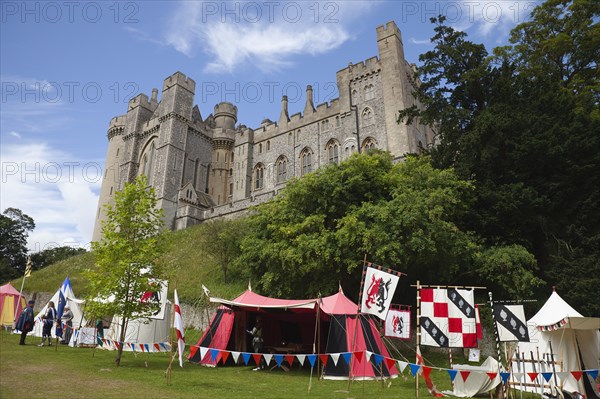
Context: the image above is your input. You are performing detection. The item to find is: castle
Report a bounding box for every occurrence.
[92,21,434,241]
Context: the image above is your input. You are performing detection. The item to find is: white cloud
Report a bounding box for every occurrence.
[164,1,374,73]
[0,142,100,252]
[9,131,21,138]
[410,38,431,45]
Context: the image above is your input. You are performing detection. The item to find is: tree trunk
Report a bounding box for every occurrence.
[115,316,128,367]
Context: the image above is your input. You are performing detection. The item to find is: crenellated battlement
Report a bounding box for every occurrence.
[109,114,127,128]
[162,71,196,93]
[376,20,402,42]
[214,102,237,119]
[128,93,155,111]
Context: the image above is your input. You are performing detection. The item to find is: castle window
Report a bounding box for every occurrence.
[259,143,263,153]
[296,129,301,141]
[362,107,373,126]
[365,84,375,101]
[230,168,233,176]
[229,183,233,197]
[110,186,113,196]
[361,137,377,153]
[336,116,340,127]
[300,147,313,176]
[288,133,292,144]
[139,139,156,185]
[352,89,358,99]
[326,140,340,165]
[231,152,234,163]
[266,140,270,152]
[217,152,220,162]
[116,148,119,157]
[276,156,288,183]
[254,163,264,190]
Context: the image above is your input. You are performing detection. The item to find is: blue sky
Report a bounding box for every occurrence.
[0,1,539,252]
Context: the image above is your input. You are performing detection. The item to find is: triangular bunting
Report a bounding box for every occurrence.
[365,351,373,362]
[398,361,408,373]
[220,350,230,364]
[330,353,340,367]
[422,366,433,379]
[486,372,498,380]
[571,371,583,381]
[556,372,569,383]
[154,343,160,351]
[296,354,306,366]
[114,341,120,349]
[409,364,421,376]
[159,342,168,351]
[586,369,599,381]
[373,354,383,366]
[263,354,273,367]
[231,351,240,364]
[513,372,524,382]
[353,351,363,362]
[144,344,150,352]
[341,353,352,365]
[460,371,471,382]
[541,372,553,383]
[527,372,539,382]
[252,353,262,366]
[447,369,458,382]
[210,348,219,362]
[275,354,284,367]
[307,354,317,367]
[200,347,209,361]
[500,372,511,384]
[285,355,295,367]
[189,345,199,358]
[384,357,396,370]
[242,352,251,365]
[319,354,329,366]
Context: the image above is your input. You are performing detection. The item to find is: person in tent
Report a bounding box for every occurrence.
[16,300,35,345]
[39,301,57,347]
[247,319,264,371]
[60,306,73,344]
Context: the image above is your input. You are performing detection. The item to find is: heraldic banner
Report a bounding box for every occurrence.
[385,308,411,339]
[360,266,400,320]
[420,288,477,348]
[493,304,530,342]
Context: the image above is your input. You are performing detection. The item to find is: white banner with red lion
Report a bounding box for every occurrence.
[360,266,400,320]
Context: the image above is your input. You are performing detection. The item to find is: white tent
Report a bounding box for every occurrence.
[513,290,599,397]
[98,280,171,353]
[31,277,86,339]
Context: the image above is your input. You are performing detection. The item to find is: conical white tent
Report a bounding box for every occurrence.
[513,290,599,396]
[31,277,86,339]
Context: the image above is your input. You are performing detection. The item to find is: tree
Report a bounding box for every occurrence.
[0,208,35,281]
[85,175,166,366]
[399,1,599,313]
[233,152,541,303]
[203,219,249,283]
[30,246,87,271]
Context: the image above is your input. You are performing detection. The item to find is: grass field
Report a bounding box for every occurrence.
[0,328,510,399]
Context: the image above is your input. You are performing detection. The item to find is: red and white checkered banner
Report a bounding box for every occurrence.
[420,288,478,348]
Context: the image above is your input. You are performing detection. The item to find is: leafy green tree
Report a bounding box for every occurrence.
[399,1,599,313]
[85,175,166,366]
[30,246,87,271]
[203,219,249,283]
[0,208,35,281]
[234,152,541,303]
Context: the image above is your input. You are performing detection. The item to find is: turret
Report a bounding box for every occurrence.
[278,95,290,127]
[303,85,315,115]
[213,102,237,131]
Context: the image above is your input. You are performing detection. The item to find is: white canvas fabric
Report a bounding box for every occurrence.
[360,267,399,320]
[31,278,86,338]
[444,356,501,397]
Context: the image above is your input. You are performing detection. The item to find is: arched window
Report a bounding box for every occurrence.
[266,140,270,152]
[276,156,288,183]
[362,107,373,126]
[254,163,264,190]
[361,137,377,152]
[326,140,340,165]
[365,84,375,101]
[335,116,340,127]
[259,143,263,153]
[300,147,313,176]
[139,139,156,185]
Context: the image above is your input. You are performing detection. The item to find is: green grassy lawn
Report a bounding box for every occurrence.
[0,329,477,399]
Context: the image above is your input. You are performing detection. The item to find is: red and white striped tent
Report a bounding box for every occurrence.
[189,287,398,380]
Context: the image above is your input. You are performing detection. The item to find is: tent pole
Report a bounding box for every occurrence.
[167,288,176,385]
[347,255,368,391]
[489,292,506,399]
[13,262,28,324]
[308,299,319,395]
[317,295,321,379]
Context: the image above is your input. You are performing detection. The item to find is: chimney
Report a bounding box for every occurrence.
[304,85,315,115]
[151,88,158,103]
[279,95,289,126]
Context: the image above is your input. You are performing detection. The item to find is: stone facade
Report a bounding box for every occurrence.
[92,21,434,241]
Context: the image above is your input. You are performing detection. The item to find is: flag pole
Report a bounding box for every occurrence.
[13,256,31,324]
[489,292,506,399]
[346,254,368,391]
[416,280,421,398]
[167,286,176,386]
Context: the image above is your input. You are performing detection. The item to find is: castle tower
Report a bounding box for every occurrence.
[376,21,414,157]
[232,126,254,202]
[209,102,237,205]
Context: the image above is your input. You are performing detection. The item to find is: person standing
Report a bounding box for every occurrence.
[247,319,264,371]
[39,301,57,347]
[16,300,35,345]
[60,305,73,344]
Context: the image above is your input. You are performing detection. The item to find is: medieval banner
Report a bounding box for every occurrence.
[493,304,530,342]
[420,288,478,348]
[360,266,400,320]
[140,279,168,320]
[385,308,411,339]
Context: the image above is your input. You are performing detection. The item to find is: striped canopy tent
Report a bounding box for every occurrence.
[0,283,25,326]
[189,287,398,380]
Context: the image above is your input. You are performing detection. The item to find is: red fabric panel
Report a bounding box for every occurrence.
[448,317,463,333]
[200,310,235,365]
[433,302,448,317]
[462,333,477,348]
[421,289,434,302]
